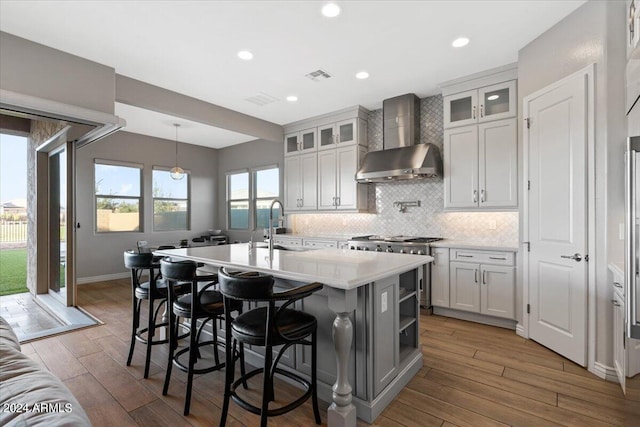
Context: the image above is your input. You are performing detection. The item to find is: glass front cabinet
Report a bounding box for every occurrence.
[444,80,516,129]
[284,128,317,156]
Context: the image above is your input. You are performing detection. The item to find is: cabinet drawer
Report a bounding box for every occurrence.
[303,239,337,249]
[273,237,303,247]
[611,270,625,299]
[451,249,514,266]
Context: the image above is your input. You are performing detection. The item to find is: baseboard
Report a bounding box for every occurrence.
[515,323,527,338]
[76,272,129,285]
[432,306,517,330]
[592,361,618,382]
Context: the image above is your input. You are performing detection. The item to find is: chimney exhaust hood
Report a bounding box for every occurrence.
[356,93,442,183]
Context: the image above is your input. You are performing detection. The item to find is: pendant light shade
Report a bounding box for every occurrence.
[171,123,185,180]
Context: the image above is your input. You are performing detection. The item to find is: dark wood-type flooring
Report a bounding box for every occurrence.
[19,279,640,426]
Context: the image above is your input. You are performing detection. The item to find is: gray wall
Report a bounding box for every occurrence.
[517,0,626,367]
[215,138,284,243]
[75,131,218,279]
[0,32,115,114]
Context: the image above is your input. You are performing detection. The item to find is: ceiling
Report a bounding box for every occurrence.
[0,0,586,148]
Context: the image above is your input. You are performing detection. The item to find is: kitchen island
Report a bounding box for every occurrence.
[154,244,433,426]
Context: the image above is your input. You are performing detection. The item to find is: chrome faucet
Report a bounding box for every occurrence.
[268,199,284,256]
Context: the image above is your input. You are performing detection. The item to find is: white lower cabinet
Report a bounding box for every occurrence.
[435,247,515,321]
[613,291,626,392]
[431,248,450,307]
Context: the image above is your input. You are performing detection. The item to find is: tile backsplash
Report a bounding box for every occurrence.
[289,94,519,242]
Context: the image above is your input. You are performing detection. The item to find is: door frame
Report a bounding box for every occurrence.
[36,125,76,306]
[521,63,596,370]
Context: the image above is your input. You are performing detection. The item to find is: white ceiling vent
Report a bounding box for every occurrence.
[244,92,279,106]
[305,69,332,81]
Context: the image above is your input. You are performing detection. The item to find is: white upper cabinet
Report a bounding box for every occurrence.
[284,127,317,156]
[284,106,369,213]
[444,80,516,129]
[444,119,517,209]
[318,119,358,151]
[284,152,317,211]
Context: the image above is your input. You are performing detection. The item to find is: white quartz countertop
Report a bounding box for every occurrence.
[155,244,432,290]
[274,233,355,241]
[431,240,519,252]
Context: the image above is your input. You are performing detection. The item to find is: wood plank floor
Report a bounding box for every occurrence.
[21,279,640,426]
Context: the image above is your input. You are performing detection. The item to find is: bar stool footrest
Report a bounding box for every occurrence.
[230,367,312,417]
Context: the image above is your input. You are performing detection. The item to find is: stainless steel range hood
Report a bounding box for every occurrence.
[356,93,442,183]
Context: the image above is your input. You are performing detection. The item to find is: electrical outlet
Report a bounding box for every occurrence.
[381,291,387,313]
[488,219,497,230]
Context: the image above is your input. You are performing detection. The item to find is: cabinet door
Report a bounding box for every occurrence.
[284,132,300,156]
[479,118,517,208]
[431,248,450,307]
[444,125,479,208]
[299,152,317,210]
[284,155,301,211]
[613,292,626,393]
[336,146,359,210]
[478,80,516,123]
[336,119,357,146]
[372,275,399,397]
[449,262,480,312]
[318,123,336,151]
[480,265,514,319]
[318,149,337,210]
[299,128,317,152]
[444,89,478,128]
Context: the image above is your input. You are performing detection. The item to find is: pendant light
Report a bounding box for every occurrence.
[170,123,185,180]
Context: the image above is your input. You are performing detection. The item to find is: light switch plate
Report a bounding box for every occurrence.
[381,291,387,313]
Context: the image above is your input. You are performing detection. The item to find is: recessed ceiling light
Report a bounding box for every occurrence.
[355,71,369,80]
[237,50,253,60]
[322,3,341,18]
[452,37,470,48]
[286,95,298,102]
[487,95,500,101]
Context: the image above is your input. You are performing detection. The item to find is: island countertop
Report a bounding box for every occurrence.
[155,244,433,290]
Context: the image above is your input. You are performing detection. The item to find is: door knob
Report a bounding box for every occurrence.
[560,253,582,262]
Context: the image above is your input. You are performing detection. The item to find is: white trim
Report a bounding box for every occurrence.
[76,272,129,285]
[432,307,517,330]
[521,64,595,367]
[515,323,527,338]
[592,361,619,383]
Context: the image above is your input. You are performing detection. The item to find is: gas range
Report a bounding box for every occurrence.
[347,235,443,254]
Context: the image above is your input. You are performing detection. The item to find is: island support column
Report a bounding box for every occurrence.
[327,287,357,427]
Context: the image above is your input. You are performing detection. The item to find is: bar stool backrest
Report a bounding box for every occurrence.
[217,268,274,301]
[124,250,154,269]
[159,258,197,282]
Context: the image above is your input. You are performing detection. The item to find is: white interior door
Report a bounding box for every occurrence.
[526,71,588,366]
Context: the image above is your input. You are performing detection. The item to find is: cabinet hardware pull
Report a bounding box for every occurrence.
[336,196,340,206]
[612,299,620,306]
[459,254,473,258]
[472,106,476,119]
[474,269,478,283]
[473,189,478,203]
[480,104,484,118]
[483,270,487,284]
[614,282,623,288]
[480,189,485,203]
[332,197,336,206]
[489,256,506,260]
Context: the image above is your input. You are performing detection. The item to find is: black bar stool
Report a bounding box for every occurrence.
[160,258,245,416]
[124,250,187,378]
[217,267,323,427]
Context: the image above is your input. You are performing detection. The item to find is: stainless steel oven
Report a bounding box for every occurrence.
[347,235,442,308]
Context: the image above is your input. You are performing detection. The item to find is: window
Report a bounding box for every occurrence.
[95,160,142,232]
[227,166,279,230]
[153,168,189,231]
[227,171,249,229]
[255,167,280,229]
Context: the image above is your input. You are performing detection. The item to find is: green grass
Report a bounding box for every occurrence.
[0,248,28,296]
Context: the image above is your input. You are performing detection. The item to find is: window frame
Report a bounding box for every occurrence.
[94,159,143,234]
[152,165,191,232]
[253,165,280,231]
[226,165,279,231]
